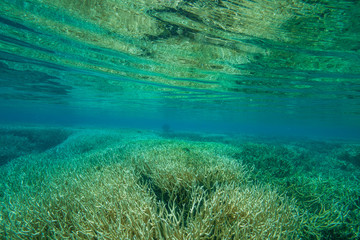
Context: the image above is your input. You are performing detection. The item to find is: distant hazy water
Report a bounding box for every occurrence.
[0,0,360,138]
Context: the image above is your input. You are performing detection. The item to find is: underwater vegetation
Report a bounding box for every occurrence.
[0,126,360,239]
[0,126,72,166]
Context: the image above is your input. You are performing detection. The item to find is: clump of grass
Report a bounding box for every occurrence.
[283,174,360,240]
[186,183,299,239]
[125,140,251,225]
[234,142,310,181]
[0,130,301,239]
[1,163,162,239]
[127,140,249,195]
[0,126,72,166]
[336,144,360,168]
[232,140,360,239]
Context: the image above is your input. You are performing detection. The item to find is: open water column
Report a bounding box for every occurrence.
[1,0,360,239]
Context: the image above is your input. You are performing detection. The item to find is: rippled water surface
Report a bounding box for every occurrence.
[1,0,360,137]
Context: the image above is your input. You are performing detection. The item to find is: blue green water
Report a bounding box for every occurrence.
[1,1,360,239]
[1,0,359,138]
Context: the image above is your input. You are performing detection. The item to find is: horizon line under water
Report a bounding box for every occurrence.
[1,0,360,139]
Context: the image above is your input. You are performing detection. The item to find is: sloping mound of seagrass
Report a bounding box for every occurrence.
[0,130,300,239]
[0,126,71,166]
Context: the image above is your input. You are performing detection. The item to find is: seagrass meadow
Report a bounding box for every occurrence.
[0,126,359,239]
[1,0,360,239]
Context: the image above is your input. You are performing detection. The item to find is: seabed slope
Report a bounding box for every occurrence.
[0,126,359,239]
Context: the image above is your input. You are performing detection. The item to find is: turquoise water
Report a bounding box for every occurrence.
[1,1,360,239]
[1,0,359,138]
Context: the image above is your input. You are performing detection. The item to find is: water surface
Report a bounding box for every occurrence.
[1,0,359,137]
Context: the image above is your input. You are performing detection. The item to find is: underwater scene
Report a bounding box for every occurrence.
[1,0,360,239]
